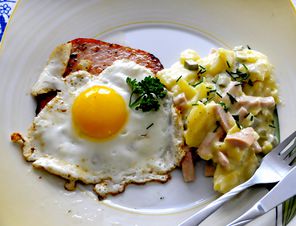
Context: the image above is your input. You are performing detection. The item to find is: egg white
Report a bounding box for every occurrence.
[16,59,184,198]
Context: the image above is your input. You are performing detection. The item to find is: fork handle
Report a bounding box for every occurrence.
[179,179,254,226]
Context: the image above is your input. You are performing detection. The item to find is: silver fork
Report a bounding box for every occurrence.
[179,131,296,226]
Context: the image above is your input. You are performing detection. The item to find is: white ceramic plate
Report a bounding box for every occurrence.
[1,0,296,225]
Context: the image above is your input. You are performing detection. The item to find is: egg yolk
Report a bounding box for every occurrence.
[72,86,128,140]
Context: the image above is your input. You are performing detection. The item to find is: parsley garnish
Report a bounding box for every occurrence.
[126,76,167,112]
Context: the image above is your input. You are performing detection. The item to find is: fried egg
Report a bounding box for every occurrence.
[13,59,184,198]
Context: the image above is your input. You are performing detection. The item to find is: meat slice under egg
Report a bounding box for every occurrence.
[35,38,164,114]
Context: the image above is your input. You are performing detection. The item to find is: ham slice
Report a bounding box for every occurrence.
[222,81,242,97]
[251,141,262,153]
[237,107,249,121]
[198,127,224,160]
[217,151,230,168]
[173,93,187,112]
[225,127,258,148]
[181,150,195,182]
[215,105,236,132]
[204,161,216,177]
[237,96,275,109]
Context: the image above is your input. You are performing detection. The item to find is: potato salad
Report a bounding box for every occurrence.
[157,46,279,193]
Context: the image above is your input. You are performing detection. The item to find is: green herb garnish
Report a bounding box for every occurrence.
[126,76,167,112]
[176,75,182,83]
[232,115,242,129]
[226,70,236,80]
[207,89,216,94]
[235,120,242,129]
[232,114,239,122]
[203,96,214,104]
[247,79,254,86]
[146,123,154,130]
[216,92,222,98]
[218,101,229,112]
[244,112,250,119]
[198,65,207,75]
[227,93,237,104]
[226,64,250,82]
[190,77,204,87]
[213,121,220,132]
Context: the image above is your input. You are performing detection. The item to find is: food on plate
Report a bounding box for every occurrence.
[11,37,279,198]
[11,39,185,198]
[34,38,164,114]
[157,46,279,193]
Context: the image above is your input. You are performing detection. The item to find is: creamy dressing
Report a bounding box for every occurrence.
[157,46,279,193]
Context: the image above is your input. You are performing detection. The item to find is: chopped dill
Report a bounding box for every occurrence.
[207,89,218,98]
[190,78,204,87]
[232,114,239,122]
[204,96,214,104]
[218,101,229,112]
[197,65,206,75]
[227,93,237,104]
[226,65,250,82]
[146,123,154,130]
[235,120,242,129]
[216,92,222,98]
[192,102,199,106]
[248,79,254,86]
[244,112,250,119]
[226,70,236,80]
[242,63,249,72]
[232,114,242,129]
[176,75,182,83]
[213,121,220,132]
